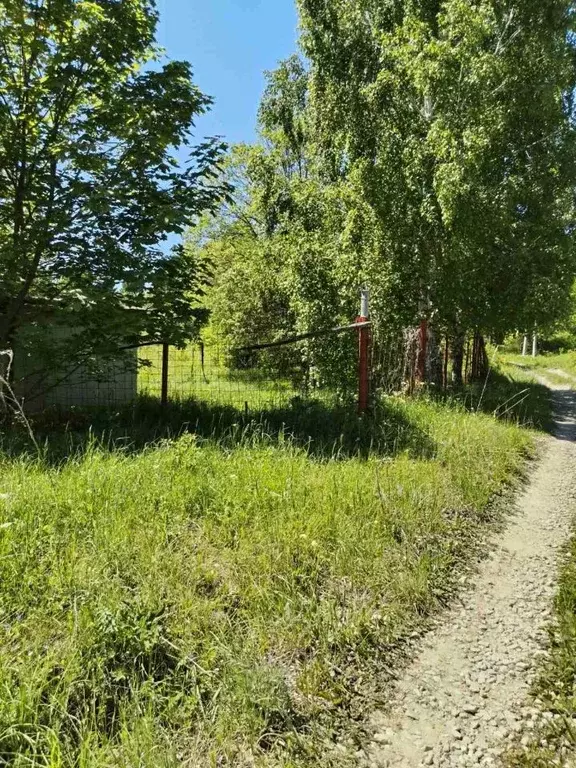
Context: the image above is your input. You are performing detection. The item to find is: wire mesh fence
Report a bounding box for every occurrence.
[4,274,502,423]
[138,339,331,411]
[9,322,494,419]
[8,313,432,417]
[137,328,413,411]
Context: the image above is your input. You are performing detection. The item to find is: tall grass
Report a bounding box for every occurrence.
[465,362,553,432]
[0,396,533,767]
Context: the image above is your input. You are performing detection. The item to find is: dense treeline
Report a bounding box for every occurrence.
[194,0,576,387]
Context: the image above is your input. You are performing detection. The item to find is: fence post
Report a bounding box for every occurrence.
[161,342,169,407]
[357,288,370,415]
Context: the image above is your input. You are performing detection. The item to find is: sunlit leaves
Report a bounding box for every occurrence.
[298,0,576,335]
[0,0,227,380]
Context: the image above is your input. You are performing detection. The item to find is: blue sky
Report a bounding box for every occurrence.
[156,0,299,146]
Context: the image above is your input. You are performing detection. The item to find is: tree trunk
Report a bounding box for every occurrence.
[416,319,428,383]
[0,343,14,418]
[522,334,529,356]
[532,332,538,358]
[451,331,465,387]
[426,324,444,387]
[402,327,419,393]
[470,332,489,381]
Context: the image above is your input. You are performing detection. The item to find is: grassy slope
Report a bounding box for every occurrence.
[0,395,534,768]
[503,351,576,380]
[459,360,553,433]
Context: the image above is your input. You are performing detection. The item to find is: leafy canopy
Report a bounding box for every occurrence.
[298,0,576,335]
[0,0,226,383]
[194,1,576,396]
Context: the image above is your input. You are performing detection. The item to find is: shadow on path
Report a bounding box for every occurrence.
[549,387,576,444]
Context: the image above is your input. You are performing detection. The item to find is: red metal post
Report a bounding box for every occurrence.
[357,288,371,414]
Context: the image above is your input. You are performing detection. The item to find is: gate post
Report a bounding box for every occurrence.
[357,289,370,415]
[161,342,169,407]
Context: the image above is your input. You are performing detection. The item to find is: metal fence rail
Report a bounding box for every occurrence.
[138,339,330,411]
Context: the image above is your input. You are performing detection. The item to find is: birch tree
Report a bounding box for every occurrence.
[298,0,576,363]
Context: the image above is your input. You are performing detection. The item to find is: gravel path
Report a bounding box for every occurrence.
[358,382,576,768]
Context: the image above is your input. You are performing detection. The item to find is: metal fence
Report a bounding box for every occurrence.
[12,326,444,418]
[8,318,386,416]
[12,286,474,416]
[138,338,329,411]
[138,322,374,412]
[9,322,489,418]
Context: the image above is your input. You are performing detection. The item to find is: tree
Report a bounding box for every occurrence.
[298,0,576,380]
[196,58,367,396]
[0,0,226,390]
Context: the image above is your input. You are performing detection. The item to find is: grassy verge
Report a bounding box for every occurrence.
[0,397,534,767]
[502,351,576,381]
[483,359,555,432]
[437,355,553,433]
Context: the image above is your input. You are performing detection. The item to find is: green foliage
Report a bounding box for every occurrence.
[298,0,576,336]
[191,56,375,393]
[197,142,364,394]
[0,0,226,387]
[530,282,576,352]
[193,2,576,399]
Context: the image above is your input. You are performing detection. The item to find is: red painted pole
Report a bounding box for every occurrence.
[357,289,370,414]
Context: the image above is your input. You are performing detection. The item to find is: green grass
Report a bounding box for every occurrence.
[430,352,553,433]
[138,344,310,411]
[480,358,555,432]
[502,351,576,381]
[0,393,535,767]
